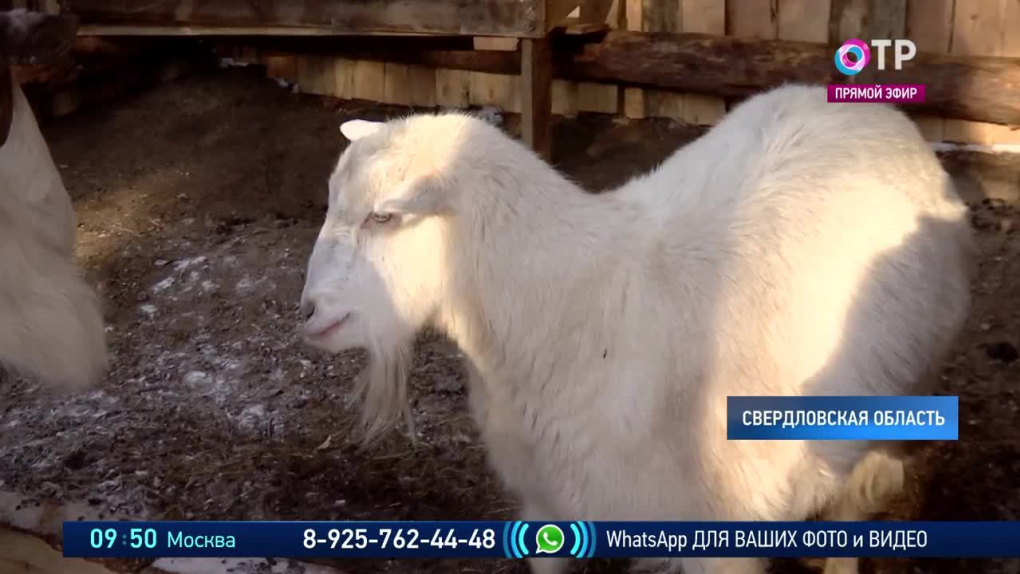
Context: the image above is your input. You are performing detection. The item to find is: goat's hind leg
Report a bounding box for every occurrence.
[820,448,906,574]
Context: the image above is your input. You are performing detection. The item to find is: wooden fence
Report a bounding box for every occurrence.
[7,0,1020,145]
[216,0,1020,145]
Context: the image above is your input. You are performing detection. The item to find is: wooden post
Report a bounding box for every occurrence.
[905,0,953,142]
[622,0,645,118]
[521,37,553,161]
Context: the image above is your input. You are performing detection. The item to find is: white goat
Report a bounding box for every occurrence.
[0,9,108,391]
[300,84,973,574]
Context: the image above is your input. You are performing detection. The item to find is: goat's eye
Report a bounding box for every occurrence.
[369,212,392,224]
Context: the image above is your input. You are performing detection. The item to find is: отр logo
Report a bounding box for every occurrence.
[834,39,871,75]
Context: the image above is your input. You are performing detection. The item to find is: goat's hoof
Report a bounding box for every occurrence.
[823,556,859,574]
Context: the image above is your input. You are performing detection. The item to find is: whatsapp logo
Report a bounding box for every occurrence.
[535,524,565,554]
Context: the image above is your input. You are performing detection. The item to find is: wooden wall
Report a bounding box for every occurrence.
[9,0,1020,145]
[226,0,1019,145]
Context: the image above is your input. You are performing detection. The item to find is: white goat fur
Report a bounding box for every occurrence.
[301,84,973,574]
[0,77,107,390]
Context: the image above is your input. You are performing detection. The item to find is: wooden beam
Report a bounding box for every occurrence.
[521,37,554,160]
[70,0,548,38]
[78,25,440,37]
[560,31,1020,127]
[473,37,520,51]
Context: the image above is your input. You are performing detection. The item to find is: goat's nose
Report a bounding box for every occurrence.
[300,299,316,321]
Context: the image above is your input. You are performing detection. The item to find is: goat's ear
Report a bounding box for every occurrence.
[340,119,385,142]
[0,10,78,65]
[374,177,448,216]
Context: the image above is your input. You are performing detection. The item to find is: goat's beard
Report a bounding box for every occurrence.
[355,337,414,446]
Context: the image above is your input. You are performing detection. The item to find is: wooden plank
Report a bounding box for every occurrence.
[854,0,907,85]
[333,57,357,100]
[383,62,412,105]
[1006,0,1020,57]
[407,64,438,107]
[680,0,725,125]
[473,37,520,51]
[622,0,645,117]
[828,0,867,43]
[435,68,471,107]
[576,81,618,113]
[643,0,683,118]
[469,72,520,113]
[905,0,953,142]
[727,0,779,40]
[552,78,579,116]
[944,0,1020,144]
[865,0,906,40]
[296,54,336,96]
[264,53,298,83]
[777,0,830,43]
[71,0,548,38]
[576,0,620,114]
[726,0,778,112]
[352,60,385,102]
[521,37,554,160]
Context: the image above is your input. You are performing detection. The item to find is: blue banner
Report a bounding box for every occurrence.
[64,520,1018,559]
[726,396,959,440]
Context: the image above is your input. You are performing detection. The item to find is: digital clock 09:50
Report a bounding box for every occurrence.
[91,527,159,549]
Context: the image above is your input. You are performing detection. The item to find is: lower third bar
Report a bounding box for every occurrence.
[827,84,925,103]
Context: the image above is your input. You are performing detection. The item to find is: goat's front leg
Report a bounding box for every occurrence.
[522,499,569,574]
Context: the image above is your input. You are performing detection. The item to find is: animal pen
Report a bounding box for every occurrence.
[0,0,1019,573]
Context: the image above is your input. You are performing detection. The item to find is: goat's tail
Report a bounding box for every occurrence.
[0,231,108,391]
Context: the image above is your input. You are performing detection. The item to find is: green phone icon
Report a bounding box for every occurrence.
[535,524,565,554]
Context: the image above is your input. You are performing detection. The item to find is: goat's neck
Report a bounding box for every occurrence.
[437,159,630,392]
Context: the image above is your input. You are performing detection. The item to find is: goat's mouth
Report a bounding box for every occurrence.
[306,312,351,341]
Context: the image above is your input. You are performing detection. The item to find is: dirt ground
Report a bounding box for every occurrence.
[1,67,1019,574]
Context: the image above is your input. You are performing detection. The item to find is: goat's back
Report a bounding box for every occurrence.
[619,84,971,402]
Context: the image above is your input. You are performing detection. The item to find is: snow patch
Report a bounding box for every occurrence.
[173,255,207,271]
[152,276,176,293]
[235,404,267,431]
[217,57,250,69]
[183,371,209,385]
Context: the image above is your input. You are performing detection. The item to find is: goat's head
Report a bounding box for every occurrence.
[0,9,78,146]
[300,115,480,441]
